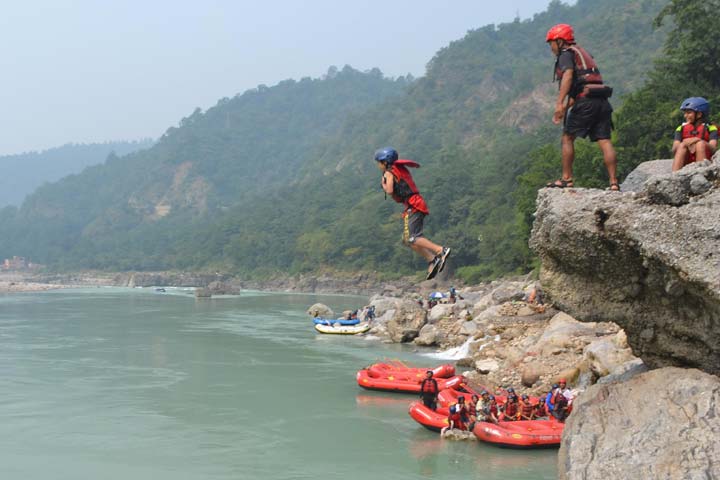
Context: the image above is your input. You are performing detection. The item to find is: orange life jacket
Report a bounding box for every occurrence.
[520,402,534,418]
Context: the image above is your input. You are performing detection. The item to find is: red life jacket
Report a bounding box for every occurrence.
[555,45,604,98]
[534,403,547,417]
[681,122,711,142]
[520,402,534,418]
[552,390,568,408]
[504,401,519,418]
[420,378,438,394]
[448,406,467,430]
[389,160,428,214]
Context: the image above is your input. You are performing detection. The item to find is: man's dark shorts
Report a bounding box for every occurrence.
[407,210,425,243]
[564,97,613,141]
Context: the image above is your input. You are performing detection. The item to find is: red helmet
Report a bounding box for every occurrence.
[546,24,574,43]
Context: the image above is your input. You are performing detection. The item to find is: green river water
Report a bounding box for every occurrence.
[0,288,556,479]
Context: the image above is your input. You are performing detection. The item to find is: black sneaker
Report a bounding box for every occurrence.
[438,247,452,272]
[426,256,442,280]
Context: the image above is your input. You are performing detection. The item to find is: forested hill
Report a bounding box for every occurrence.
[0,0,671,277]
[0,67,410,269]
[0,140,152,207]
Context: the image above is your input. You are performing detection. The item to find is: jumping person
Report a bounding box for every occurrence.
[375,147,451,280]
[672,97,718,171]
[545,23,619,191]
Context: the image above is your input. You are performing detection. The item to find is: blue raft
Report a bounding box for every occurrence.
[313,317,360,326]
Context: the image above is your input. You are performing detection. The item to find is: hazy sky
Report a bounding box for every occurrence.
[1,1,557,155]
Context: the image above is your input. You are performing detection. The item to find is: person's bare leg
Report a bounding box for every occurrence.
[696,141,709,161]
[673,145,689,171]
[597,139,618,186]
[413,237,442,259]
[561,133,576,182]
[410,243,435,262]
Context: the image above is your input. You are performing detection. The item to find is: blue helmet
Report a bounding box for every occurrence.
[680,97,710,117]
[374,147,398,165]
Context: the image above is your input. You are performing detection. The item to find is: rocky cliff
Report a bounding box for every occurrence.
[530,157,720,375]
[558,367,720,480]
[531,156,720,478]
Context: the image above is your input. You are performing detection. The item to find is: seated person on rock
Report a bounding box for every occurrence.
[518,394,536,421]
[524,283,546,313]
[445,396,469,432]
[672,97,718,172]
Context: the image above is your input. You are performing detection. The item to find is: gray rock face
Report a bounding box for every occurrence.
[559,368,720,480]
[530,162,720,375]
[386,300,427,343]
[644,160,717,206]
[620,159,672,192]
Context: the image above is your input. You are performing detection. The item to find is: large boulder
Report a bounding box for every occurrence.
[620,159,672,192]
[414,324,441,346]
[582,332,637,377]
[559,367,720,479]
[386,300,427,343]
[490,282,526,304]
[428,304,454,323]
[307,303,334,318]
[531,312,599,356]
[530,161,720,375]
[368,296,399,318]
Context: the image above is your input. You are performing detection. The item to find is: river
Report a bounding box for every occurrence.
[0,288,556,479]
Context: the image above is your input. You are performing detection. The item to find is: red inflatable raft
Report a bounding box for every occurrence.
[356,368,465,393]
[408,401,563,448]
[472,419,563,448]
[367,361,455,379]
[408,401,451,432]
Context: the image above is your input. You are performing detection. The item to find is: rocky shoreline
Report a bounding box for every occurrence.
[309,279,640,400]
[0,269,422,297]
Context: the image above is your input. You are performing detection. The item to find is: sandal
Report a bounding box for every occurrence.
[546,178,574,188]
[607,182,620,191]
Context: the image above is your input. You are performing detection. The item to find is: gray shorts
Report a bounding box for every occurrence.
[405,210,425,244]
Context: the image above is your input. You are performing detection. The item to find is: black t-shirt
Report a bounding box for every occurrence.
[557,49,579,97]
[557,49,575,74]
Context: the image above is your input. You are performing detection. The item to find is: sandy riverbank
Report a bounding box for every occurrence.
[0,280,69,293]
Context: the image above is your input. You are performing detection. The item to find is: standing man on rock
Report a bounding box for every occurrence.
[545,23,620,191]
